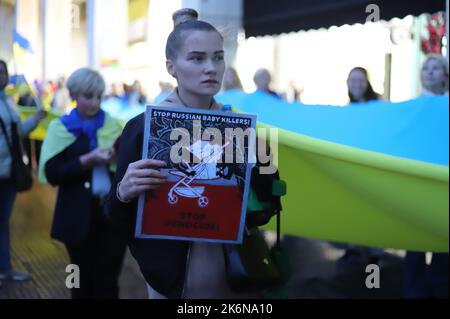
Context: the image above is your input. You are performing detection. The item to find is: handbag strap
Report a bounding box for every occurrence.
[0,115,14,155]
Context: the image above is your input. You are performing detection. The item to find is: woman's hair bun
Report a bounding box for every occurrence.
[172,8,198,28]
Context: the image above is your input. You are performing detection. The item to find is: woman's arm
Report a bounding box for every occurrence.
[105,114,167,219]
[19,109,47,136]
[104,115,145,219]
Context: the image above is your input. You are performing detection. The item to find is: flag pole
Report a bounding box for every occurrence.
[41,0,46,84]
[13,0,18,74]
[446,0,449,58]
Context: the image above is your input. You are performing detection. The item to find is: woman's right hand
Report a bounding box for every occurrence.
[118,159,168,202]
[80,147,115,168]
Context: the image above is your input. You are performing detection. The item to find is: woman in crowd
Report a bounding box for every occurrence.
[337,67,384,265]
[222,67,243,91]
[347,66,381,103]
[0,59,46,285]
[403,55,448,299]
[39,68,128,298]
[106,8,263,299]
[253,68,281,98]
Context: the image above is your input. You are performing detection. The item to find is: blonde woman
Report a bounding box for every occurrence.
[39,68,127,298]
[404,55,449,299]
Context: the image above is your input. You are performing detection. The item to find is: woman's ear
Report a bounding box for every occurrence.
[166,60,177,79]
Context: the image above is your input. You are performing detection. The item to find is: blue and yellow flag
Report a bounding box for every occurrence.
[216,91,449,252]
[12,30,33,67]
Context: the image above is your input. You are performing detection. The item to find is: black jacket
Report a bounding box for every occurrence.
[104,112,282,298]
[45,134,112,245]
[105,113,189,299]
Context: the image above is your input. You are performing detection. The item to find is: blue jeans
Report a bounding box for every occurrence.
[0,178,16,273]
[404,252,449,298]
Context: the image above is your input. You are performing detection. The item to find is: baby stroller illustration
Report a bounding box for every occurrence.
[168,140,230,208]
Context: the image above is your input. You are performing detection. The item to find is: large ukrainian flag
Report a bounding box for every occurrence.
[217,91,449,252]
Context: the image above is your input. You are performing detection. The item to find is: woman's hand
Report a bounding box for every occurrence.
[34,109,47,121]
[80,146,115,168]
[118,159,168,202]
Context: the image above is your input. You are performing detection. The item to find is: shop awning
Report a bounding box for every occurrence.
[244,0,446,37]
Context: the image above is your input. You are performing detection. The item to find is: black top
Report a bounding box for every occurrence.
[45,134,114,244]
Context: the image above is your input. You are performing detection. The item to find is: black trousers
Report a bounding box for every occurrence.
[65,200,128,299]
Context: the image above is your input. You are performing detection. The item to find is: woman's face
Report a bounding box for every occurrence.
[168,30,225,97]
[347,69,368,101]
[0,63,9,91]
[75,92,101,118]
[421,58,447,94]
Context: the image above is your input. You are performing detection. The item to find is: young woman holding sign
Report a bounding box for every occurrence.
[106,8,262,299]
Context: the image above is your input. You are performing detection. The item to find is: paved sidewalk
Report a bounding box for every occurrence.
[0,180,405,299]
[0,181,147,299]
